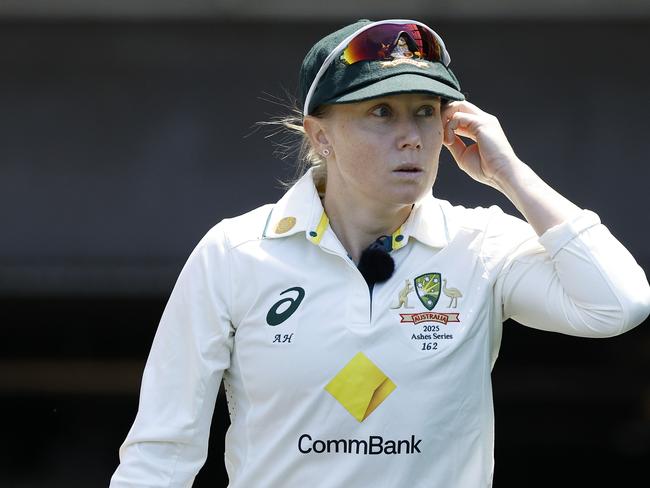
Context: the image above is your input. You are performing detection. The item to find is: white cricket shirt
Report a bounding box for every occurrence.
[111,169,650,487]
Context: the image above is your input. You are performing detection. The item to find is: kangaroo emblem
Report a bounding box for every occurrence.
[390,280,414,309]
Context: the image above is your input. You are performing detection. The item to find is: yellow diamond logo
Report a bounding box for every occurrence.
[325,352,396,422]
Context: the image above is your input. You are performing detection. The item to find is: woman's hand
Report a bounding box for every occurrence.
[441,100,522,190]
[441,100,582,236]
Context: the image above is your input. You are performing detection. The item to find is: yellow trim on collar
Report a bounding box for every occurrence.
[309,211,329,245]
[391,225,407,250]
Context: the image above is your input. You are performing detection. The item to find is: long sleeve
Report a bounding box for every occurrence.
[110,224,234,487]
[497,210,650,337]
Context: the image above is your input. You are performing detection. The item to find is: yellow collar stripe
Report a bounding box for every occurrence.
[309,211,329,244]
[391,226,407,250]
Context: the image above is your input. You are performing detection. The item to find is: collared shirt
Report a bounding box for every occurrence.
[111,169,650,488]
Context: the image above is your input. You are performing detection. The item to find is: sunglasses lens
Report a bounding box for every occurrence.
[341,23,441,65]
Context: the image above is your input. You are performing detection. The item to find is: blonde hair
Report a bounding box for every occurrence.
[256,92,329,189]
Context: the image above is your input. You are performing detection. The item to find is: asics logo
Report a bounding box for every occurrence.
[266,287,305,326]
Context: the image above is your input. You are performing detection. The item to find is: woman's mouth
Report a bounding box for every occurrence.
[394,164,423,173]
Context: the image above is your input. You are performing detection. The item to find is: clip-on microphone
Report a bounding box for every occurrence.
[357,240,395,288]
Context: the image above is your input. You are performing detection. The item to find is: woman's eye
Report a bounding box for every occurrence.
[371,105,391,117]
[417,105,436,117]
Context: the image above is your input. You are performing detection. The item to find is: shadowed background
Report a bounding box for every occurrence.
[1,2,649,486]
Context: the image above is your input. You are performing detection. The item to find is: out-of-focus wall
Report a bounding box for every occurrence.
[2,0,650,19]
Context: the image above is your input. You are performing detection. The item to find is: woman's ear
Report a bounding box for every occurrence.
[303,115,330,148]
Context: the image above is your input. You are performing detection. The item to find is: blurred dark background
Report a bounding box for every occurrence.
[1,1,649,487]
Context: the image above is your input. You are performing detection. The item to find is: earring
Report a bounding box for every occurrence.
[321,148,330,157]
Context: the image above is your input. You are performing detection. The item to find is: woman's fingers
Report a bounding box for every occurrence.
[444,112,483,144]
[442,100,471,120]
[441,100,485,123]
[443,133,468,162]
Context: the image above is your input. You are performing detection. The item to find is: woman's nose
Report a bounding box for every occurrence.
[397,118,422,150]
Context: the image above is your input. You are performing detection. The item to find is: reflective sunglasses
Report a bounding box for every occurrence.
[303,19,451,116]
[340,23,444,65]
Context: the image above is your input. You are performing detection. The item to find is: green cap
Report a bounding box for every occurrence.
[299,19,465,116]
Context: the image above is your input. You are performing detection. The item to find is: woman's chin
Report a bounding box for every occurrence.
[379,186,432,207]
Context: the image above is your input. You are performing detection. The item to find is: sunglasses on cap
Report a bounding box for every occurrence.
[340,22,446,66]
[303,19,452,116]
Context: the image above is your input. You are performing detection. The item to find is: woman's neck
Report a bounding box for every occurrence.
[322,183,412,264]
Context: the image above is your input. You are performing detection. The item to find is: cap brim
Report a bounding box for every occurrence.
[326,73,465,105]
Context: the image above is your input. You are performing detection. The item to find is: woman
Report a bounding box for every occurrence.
[111,19,650,487]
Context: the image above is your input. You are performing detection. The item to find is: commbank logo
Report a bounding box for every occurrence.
[324,352,396,422]
[298,434,421,455]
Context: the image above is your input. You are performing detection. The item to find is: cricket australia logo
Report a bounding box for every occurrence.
[395,273,462,326]
[414,273,441,310]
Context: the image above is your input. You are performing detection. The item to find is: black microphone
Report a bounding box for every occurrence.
[357,240,395,287]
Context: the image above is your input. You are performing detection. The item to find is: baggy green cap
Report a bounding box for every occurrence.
[299,19,465,116]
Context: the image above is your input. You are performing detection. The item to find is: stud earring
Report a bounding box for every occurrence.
[322,148,330,157]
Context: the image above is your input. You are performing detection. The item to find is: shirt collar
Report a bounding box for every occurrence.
[263,168,327,243]
[403,192,451,249]
[263,168,450,250]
